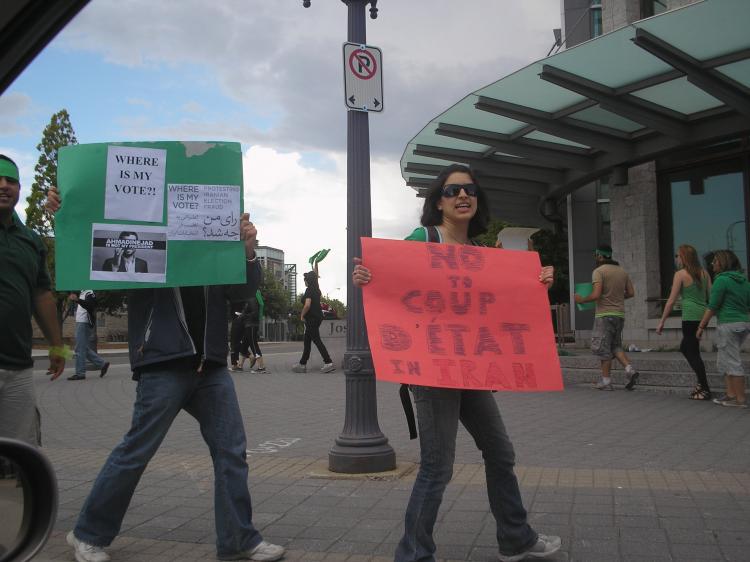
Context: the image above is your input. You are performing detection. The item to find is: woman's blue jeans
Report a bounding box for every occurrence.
[395,387,537,562]
[73,364,262,557]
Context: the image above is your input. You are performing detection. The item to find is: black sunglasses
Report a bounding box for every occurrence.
[441,183,479,198]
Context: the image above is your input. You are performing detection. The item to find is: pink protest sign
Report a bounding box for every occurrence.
[361,237,563,391]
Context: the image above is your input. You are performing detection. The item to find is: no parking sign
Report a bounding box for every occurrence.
[343,42,383,112]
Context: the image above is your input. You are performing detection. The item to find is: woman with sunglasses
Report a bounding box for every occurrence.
[353,164,559,562]
[696,250,750,408]
[656,244,712,400]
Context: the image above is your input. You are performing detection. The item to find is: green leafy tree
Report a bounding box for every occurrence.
[25,110,126,320]
[25,109,77,237]
[260,268,290,321]
[321,295,346,319]
[478,218,569,304]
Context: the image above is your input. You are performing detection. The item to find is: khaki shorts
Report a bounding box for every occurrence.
[0,367,39,446]
[716,322,750,376]
[590,316,625,360]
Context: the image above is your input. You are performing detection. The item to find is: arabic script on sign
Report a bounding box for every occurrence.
[167,184,241,241]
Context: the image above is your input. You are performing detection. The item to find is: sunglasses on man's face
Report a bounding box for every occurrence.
[441,183,479,198]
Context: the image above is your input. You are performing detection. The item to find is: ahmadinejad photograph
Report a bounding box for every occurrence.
[90,224,167,283]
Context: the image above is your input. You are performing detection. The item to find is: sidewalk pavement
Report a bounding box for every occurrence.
[31,341,750,562]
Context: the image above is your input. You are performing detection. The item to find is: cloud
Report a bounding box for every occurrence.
[243,144,421,302]
[180,101,204,114]
[59,0,560,156]
[0,92,33,136]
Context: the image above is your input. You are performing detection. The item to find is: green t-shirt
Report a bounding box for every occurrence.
[0,214,52,369]
[405,226,433,242]
[707,271,750,324]
[680,277,708,322]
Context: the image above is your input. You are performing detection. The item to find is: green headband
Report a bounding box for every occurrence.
[0,159,19,181]
[595,248,612,258]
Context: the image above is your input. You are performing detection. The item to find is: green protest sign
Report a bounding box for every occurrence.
[575,282,596,311]
[55,141,246,290]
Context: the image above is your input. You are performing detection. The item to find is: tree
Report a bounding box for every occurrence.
[260,268,290,321]
[477,218,570,305]
[321,295,346,318]
[25,110,126,320]
[25,109,77,237]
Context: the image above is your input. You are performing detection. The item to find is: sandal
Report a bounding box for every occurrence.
[689,388,711,400]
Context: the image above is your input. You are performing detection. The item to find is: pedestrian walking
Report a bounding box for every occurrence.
[46,187,284,562]
[0,154,65,446]
[67,290,110,381]
[292,271,335,373]
[656,244,712,399]
[575,245,639,391]
[352,164,560,562]
[697,249,750,408]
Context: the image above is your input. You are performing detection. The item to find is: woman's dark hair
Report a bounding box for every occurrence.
[703,251,716,280]
[303,271,320,291]
[420,164,490,238]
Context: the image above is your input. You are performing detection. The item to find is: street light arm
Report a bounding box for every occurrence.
[303,0,378,19]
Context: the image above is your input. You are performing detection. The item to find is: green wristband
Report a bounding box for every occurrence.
[49,345,73,359]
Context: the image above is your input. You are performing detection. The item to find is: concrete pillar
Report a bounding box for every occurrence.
[609,162,661,342]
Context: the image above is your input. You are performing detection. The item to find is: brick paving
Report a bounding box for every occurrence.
[29,342,750,561]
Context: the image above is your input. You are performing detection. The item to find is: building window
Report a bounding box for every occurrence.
[641,0,668,18]
[596,177,611,246]
[590,0,602,37]
[659,158,748,298]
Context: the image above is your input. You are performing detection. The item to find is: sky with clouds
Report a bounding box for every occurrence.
[1,0,560,302]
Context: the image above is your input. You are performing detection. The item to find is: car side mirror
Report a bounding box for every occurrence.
[0,439,58,562]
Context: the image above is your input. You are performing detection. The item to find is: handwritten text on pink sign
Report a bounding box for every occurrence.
[361,238,563,391]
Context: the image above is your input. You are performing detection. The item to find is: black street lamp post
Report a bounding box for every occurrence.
[303,0,395,473]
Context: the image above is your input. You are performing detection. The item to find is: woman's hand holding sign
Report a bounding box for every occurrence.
[540,265,554,289]
[352,257,371,287]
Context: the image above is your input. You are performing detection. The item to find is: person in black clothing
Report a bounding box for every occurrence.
[46,187,285,562]
[292,271,335,373]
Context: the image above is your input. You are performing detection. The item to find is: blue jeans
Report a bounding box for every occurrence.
[395,387,537,562]
[73,364,262,557]
[75,322,106,376]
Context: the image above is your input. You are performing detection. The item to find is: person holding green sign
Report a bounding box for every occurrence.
[46,187,285,562]
[575,245,639,391]
[0,155,66,447]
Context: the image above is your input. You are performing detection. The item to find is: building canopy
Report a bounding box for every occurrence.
[400,0,750,206]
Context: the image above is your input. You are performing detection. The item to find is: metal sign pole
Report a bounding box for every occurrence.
[304,0,394,473]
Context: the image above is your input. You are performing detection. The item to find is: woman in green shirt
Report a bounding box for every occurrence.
[352,164,559,562]
[656,244,711,399]
[696,250,750,408]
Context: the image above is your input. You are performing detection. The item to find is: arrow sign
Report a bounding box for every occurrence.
[343,42,384,113]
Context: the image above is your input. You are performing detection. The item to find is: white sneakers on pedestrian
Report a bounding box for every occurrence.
[67,531,111,562]
[219,540,286,561]
[291,363,306,373]
[498,534,561,561]
[321,362,336,373]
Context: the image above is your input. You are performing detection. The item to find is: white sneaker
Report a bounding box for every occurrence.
[291,363,306,373]
[498,534,561,561]
[321,362,336,373]
[219,540,286,561]
[67,531,111,562]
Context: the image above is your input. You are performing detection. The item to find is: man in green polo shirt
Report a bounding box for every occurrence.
[0,154,65,445]
[575,245,639,391]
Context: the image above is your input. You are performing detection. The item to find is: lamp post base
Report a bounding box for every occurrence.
[328,351,396,473]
